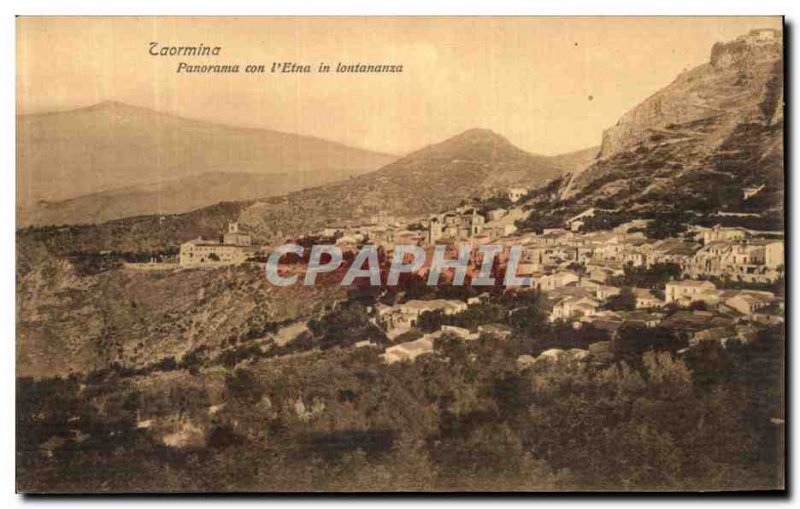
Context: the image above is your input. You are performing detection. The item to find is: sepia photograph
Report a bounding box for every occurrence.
[13,14,786,494]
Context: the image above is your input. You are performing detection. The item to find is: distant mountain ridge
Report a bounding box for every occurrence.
[16,129,596,259]
[239,128,594,241]
[17,101,395,226]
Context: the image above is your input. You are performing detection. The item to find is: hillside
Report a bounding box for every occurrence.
[559,29,783,217]
[240,129,583,241]
[16,130,595,256]
[547,145,599,172]
[16,253,346,378]
[20,169,363,227]
[17,101,395,226]
[16,201,258,266]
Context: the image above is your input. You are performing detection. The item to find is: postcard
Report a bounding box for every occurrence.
[16,16,785,493]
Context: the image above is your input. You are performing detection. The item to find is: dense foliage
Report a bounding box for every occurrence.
[17,306,784,492]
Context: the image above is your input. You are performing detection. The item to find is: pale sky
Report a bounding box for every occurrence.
[17,16,782,156]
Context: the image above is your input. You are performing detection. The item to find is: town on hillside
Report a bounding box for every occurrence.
[165,181,784,368]
[16,19,785,494]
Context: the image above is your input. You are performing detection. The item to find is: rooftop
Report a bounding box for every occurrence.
[667,280,715,287]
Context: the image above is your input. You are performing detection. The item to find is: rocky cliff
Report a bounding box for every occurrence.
[562,28,783,215]
[597,29,781,159]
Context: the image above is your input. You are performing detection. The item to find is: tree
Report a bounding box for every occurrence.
[224,368,264,406]
[611,262,681,289]
[308,302,387,349]
[688,300,708,311]
[643,214,688,239]
[605,287,636,311]
[611,325,686,366]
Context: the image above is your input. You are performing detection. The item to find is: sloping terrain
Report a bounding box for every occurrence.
[16,252,346,378]
[20,169,363,227]
[547,145,598,172]
[17,201,250,258]
[560,31,783,216]
[240,129,581,241]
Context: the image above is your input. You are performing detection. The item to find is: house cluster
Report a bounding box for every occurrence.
[497,220,784,327]
[683,226,784,283]
[664,280,780,318]
[382,326,468,364]
[374,273,781,366]
[375,299,468,340]
[422,200,529,246]
[309,211,425,252]
[503,216,784,285]
[286,188,785,356]
[179,222,257,266]
[307,187,533,251]
[546,270,780,322]
[372,211,783,364]
[426,206,486,244]
[380,321,513,364]
[544,273,667,324]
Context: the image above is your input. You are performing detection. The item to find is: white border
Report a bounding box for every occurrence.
[2,1,797,507]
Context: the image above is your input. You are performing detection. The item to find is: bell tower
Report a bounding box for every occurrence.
[223,222,251,246]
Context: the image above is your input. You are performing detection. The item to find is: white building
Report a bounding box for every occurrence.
[538,271,581,292]
[725,291,776,316]
[486,208,507,221]
[179,239,251,266]
[631,288,665,309]
[665,280,717,304]
[384,299,468,329]
[223,222,251,246]
[179,222,254,266]
[382,336,435,364]
[702,225,747,244]
[765,240,784,269]
[428,209,485,244]
[551,296,601,322]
